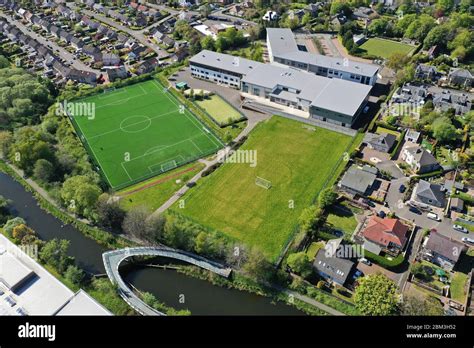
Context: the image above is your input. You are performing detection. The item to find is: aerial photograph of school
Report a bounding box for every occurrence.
[0,0,473,334]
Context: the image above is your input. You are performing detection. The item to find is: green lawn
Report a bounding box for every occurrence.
[195,94,244,126]
[70,79,223,190]
[173,116,352,261]
[325,204,359,240]
[359,38,415,59]
[376,126,400,137]
[306,241,325,260]
[118,162,206,211]
[450,272,468,302]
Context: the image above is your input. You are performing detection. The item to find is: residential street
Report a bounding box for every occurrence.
[0,13,99,73]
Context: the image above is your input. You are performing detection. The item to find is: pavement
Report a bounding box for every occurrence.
[0,13,99,73]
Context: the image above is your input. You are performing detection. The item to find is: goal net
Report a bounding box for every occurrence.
[160,160,178,172]
[255,176,272,189]
[103,87,116,94]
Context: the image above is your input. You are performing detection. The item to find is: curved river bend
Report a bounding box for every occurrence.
[0,172,303,315]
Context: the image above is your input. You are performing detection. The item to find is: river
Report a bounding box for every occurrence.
[0,172,303,315]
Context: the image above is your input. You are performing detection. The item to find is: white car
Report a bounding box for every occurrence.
[427,212,441,221]
[461,237,474,244]
[359,258,372,266]
[453,225,468,233]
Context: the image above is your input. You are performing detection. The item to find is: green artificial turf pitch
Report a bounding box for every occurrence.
[70,79,223,190]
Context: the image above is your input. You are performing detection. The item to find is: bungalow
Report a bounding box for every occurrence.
[363,132,397,153]
[352,6,373,20]
[413,180,446,208]
[313,241,355,286]
[421,232,465,271]
[448,68,473,88]
[361,216,409,255]
[391,83,428,105]
[339,164,377,196]
[401,145,440,174]
[82,45,102,61]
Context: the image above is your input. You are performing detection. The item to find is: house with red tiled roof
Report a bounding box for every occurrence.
[361,216,409,256]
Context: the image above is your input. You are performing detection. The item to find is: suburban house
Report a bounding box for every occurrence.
[448,68,473,88]
[413,180,446,208]
[415,64,438,81]
[363,132,397,153]
[391,83,427,105]
[189,50,372,128]
[361,216,409,255]
[106,66,128,82]
[313,241,355,286]
[401,145,440,174]
[421,232,466,271]
[443,179,465,195]
[339,164,377,196]
[266,28,378,86]
[102,53,120,66]
[432,90,472,115]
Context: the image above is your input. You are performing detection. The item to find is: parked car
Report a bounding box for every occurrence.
[453,225,468,233]
[378,210,386,218]
[352,270,363,279]
[409,206,422,215]
[398,184,406,193]
[360,258,372,266]
[461,237,474,244]
[363,105,369,113]
[427,212,441,221]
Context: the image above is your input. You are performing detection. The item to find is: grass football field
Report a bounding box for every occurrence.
[359,38,415,59]
[70,80,223,190]
[195,94,244,126]
[174,117,353,261]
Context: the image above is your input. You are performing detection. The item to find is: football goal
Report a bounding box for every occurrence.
[255,176,272,189]
[160,160,178,172]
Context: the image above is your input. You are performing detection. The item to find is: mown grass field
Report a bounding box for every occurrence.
[195,94,244,126]
[359,38,415,59]
[174,117,352,261]
[118,162,205,212]
[71,79,222,190]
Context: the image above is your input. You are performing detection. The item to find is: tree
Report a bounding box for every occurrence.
[144,213,166,243]
[64,265,85,286]
[318,189,338,209]
[122,206,150,239]
[3,217,26,237]
[368,18,389,36]
[242,248,272,282]
[194,231,211,254]
[354,274,399,315]
[298,205,324,237]
[39,239,73,274]
[33,159,54,183]
[387,52,409,71]
[12,224,35,244]
[200,35,215,51]
[287,252,313,278]
[96,194,126,231]
[401,294,444,315]
[0,131,12,157]
[60,175,101,218]
[0,55,9,69]
[432,117,457,143]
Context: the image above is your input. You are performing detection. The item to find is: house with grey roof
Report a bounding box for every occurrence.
[448,68,473,88]
[405,129,421,143]
[432,90,472,115]
[421,232,465,271]
[313,243,355,286]
[443,179,465,195]
[415,64,439,81]
[106,66,128,82]
[363,132,397,153]
[401,145,440,174]
[450,197,464,213]
[266,28,379,86]
[339,164,377,196]
[391,83,428,105]
[413,180,446,208]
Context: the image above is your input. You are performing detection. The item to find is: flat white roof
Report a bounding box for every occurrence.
[0,234,112,316]
[56,289,112,316]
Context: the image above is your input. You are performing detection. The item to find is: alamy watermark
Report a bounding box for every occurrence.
[218,149,257,167]
[55,100,96,120]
